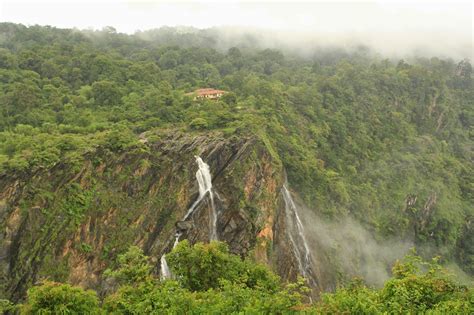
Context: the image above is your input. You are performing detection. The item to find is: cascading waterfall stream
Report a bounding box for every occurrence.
[281,185,313,281]
[173,232,182,248]
[160,255,172,280]
[160,232,182,281]
[184,156,218,241]
[160,156,217,280]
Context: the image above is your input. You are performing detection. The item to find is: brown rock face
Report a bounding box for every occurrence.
[0,130,336,301]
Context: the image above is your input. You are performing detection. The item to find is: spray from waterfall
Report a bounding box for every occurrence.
[282,184,314,284]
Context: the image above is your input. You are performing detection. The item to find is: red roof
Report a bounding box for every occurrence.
[187,88,226,96]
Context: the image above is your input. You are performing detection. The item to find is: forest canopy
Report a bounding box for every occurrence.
[5,242,471,314]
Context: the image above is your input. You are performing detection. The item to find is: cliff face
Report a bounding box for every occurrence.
[1,131,328,301]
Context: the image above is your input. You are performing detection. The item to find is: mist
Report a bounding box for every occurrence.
[307,215,413,286]
[1,0,472,60]
[290,188,474,288]
[290,194,414,287]
[136,25,471,61]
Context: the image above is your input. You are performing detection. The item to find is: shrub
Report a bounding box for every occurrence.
[21,281,101,314]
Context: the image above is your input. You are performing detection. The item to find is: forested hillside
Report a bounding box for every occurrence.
[0,23,472,312]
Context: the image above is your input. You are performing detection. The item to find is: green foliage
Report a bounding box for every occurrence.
[91,80,123,107]
[103,280,197,314]
[104,242,307,314]
[21,281,101,314]
[79,242,93,253]
[221,92,237,105]
[61,183,95,224]
[166,240,280,292]
[314,279,382,314]
[313,253,472,314]
[102,125,141,152]
[0,299,17,313]
[12,245,473,314]
[188,117,208,130]
[381,254,468,314]
[104,246,153,285]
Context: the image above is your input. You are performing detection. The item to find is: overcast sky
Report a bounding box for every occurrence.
[0,0,472,58]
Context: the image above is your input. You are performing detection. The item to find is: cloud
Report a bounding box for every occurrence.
[1,1,471,59]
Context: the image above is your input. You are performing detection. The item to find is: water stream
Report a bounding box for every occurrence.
[160,255,172,280]
[281,184,313,281]
[160,156,217,280]
[183,156,218,240]
[160,232,182,281]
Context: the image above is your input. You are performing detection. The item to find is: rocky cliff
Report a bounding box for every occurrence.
[0,130,334,301]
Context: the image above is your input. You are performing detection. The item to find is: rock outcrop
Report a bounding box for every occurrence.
[0,130,318,301]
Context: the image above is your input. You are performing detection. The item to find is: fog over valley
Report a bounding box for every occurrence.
[1,0,472,59]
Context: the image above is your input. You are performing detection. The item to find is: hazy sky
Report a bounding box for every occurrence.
[0,0,472,58]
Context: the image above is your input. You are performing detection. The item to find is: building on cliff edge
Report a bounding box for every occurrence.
[186,88,227,100]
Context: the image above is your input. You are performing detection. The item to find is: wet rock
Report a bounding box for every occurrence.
[224,218,238,233]
[176,220,193,231]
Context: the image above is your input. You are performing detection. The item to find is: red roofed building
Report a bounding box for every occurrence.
[186,88,226,100]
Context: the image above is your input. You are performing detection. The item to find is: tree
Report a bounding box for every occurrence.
[0,299,16,313]
[0,48,17,69]
[104,246,152,285]
[2,81,42,116]
[453,59,472,89]
[91,80,123,107]
[102,125,140,152]
[158,50,179,70]
[104,242,307,314]
[166,240,280,292]
[189,117,208,130]
[221,92,237,105]
[381,254,469,313]
[313,253,472,314]
[21,281,101,314]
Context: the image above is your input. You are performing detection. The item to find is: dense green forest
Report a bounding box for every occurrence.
[0,23,472,312]
[3,242,472,313]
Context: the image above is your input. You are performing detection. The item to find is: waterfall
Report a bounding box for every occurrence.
[160,255,172,280]
[160,232,182,281]
[183,156,217,240]
[160,156,218,280]
[281,185,313,281]
[195,156,212,197]
[173,232,182,248]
